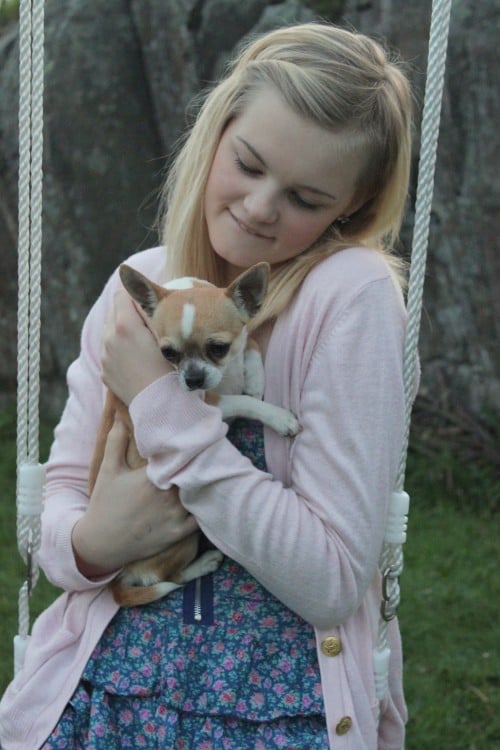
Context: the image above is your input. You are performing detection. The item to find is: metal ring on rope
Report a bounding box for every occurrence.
[380,567,401,623]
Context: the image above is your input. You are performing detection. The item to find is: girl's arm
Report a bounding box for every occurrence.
[38,273,116,591]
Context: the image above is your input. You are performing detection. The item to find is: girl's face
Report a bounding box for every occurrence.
[204,86,365,279]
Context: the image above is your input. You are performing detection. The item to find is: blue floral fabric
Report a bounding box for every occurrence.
[41,419,327,749]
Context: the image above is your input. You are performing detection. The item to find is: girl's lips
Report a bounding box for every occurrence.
[229,210,272,240]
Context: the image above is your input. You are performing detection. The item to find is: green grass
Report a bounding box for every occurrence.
[0,0,19,29]
[0,408,498,748]
[399,503,499,748]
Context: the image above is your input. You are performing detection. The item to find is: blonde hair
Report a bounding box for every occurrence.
[161,22,413,326]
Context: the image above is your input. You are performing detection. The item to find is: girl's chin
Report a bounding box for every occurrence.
[214,249,261,272]
[211,240,264,270]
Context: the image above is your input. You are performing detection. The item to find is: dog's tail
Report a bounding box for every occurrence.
[111,579,182,607]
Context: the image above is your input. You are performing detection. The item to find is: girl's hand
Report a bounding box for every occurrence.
[101,288,172,406]
[72,419,198,577]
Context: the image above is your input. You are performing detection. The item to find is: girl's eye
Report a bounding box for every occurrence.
[234,151,321,210]
[234,153,261,176]
[289,191,321,211]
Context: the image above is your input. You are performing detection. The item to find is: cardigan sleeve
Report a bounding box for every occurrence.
[129,271,407,630]
[38,247,168,592]
[37,272,117,591]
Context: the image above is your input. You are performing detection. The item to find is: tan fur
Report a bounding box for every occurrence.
[89,391,141,493]
[108,533,200,607]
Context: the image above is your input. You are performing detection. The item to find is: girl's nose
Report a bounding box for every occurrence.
[243,185,279,224]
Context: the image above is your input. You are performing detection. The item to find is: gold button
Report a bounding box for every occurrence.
[335,716,352,735]
[321,636,342,657]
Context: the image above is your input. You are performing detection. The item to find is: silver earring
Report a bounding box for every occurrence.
[335,215,350,226]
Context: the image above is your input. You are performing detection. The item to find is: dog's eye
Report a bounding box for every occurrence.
[206,342,231,360]
[161,346,180,364]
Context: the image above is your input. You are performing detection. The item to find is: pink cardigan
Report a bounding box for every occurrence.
[0,245,410,749]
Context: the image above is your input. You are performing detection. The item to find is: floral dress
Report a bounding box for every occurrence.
[41,420,328,749]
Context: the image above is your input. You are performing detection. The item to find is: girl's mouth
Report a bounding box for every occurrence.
[229,210,272,240]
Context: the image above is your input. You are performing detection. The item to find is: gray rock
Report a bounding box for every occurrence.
[344,0,500,425]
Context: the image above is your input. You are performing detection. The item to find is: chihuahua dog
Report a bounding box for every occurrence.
[88,261,299,607]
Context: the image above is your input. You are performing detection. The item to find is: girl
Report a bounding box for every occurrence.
[0,22,414,750]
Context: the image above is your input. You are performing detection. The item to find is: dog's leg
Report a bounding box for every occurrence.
[218,394,300,437]
[178,549,224,583]
[243,338,265,399]
[112,578,186,607]
[89,391,143,493]
[88,389,117,493]
[111,550,223,607]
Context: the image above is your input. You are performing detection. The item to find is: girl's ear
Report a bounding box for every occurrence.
[119,264,167,318]
[226,262,270,320]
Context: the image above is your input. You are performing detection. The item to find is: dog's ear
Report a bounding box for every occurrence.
[226,262,270,320]
[119,264,166,317]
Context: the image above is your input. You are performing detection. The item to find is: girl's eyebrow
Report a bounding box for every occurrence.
[237,136,267,167]
[236,136,337,201]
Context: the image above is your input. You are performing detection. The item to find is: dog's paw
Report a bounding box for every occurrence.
[198,549,224,575]
[273,409,300,437]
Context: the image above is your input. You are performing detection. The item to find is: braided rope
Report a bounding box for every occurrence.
[374,0,453,710]
[15,0,45,664]
[397,0,454,491]
[16,0,32,563]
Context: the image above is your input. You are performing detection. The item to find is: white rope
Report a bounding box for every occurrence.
[374,0,453,712]
[15,0,46,674]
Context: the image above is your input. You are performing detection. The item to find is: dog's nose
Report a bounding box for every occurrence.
[185,373,206,390]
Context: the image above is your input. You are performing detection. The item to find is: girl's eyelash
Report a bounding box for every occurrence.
[234,152,320,210]
[289,192,321,211]
[234,153,260,175]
